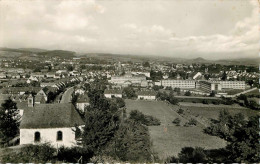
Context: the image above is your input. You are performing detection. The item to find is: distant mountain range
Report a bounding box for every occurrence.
[0,47,259,65]
[0,47,76,58]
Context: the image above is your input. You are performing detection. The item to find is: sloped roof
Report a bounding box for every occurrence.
[77,94,90,103]
[136,90,157,96]
[104,89,122,95]
[20,103,84,129]
[35,94,45,103]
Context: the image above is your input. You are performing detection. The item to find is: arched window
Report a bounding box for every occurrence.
[34,131,40,142]
[57,131,63,141]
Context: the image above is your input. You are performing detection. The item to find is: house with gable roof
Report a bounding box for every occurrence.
[20,101,84,147]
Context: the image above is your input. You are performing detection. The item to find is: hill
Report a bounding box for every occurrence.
[37,50,76,58]
[18,48,48,53]
[0,47,75,58]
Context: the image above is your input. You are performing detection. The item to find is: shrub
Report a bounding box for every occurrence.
[177,108,184,114]
[129,110,161,126]
[202,99,209,104]
[106,119,152,162]
[187,118,197,126]
[57,146,93,163]
[212,100,220,105]
[172,118,181,126]
[184,91,191,96]
[1,143,56,163]
[178,147,207,163]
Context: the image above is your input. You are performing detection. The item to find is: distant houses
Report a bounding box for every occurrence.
[104,89,123,98]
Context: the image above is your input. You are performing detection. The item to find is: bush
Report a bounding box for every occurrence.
[129,110,161,126]
[184,91,191,96]
[177,108,184,114]
[57,146,93,163]
[1,143,56,163]
[185,118,197,126]
[178,147,208,163]
[172,118,181,126]
[106,119,152,162]
[212,100,220,105]
[202,99,209,104]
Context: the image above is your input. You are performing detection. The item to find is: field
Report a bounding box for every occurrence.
[180,102,259,122]
[125,99,227,159]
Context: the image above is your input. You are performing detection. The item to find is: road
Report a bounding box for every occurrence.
[60,87,74,103]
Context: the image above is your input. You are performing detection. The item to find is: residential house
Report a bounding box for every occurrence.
[104,89,123,98]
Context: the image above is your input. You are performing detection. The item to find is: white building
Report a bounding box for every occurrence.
[161,80,196,89]
[104,89,123,98]
[211,80,245,90]
[109,72,147,87]
[20,103,84,147]
[193,72,202,80]
[76,94,90,112]
[137,90,157,100]
[198,81,222,92]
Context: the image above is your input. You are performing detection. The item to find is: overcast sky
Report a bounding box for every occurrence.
[0,0,258,59]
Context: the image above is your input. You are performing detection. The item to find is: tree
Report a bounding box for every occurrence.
[184,91,191,96]
[129,110,160,126]
[221,71,227,81]
[1,143,56,163]
[177,147,208,163]
[33,67,41,72]
[115,97,125,108]
[247,80,254,87]
[82,108,119,156]
[204,110,260,162]
[209,91,216,97]
[226,116,260,162]
[143,61,150,67]
[109,119,152,162]
[172,118,181,126]
[66,65,74,71]
[123,87,136,99]
[0,98,20,146]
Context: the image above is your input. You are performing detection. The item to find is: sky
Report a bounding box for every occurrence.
[0,0,259,59]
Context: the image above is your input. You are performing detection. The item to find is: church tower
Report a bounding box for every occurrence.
[28,94,34,107]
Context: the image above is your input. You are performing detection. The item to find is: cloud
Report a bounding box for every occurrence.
[0,0,258,59]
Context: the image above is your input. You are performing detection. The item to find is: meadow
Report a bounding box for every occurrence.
[125,99,227,159]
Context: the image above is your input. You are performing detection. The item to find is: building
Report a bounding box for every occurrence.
[161,80,196,89]
[76,94,90,112]
[211,80,245,90]
[20,103,84,147]
[198,81,222,92]
[136,90,157,100]
[109,72,147,87]
[198,80,245,93]
[193,72,202,80]
[104,89,123,98]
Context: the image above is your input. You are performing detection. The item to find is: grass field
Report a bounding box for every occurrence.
[180,102,259,121]
[125,99,227,159]
[245,88,259,96]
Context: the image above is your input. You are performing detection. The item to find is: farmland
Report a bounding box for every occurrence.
[125,99,227,159]
[180,102,259,121]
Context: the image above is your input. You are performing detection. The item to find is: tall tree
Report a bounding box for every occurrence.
[0,98,20,146]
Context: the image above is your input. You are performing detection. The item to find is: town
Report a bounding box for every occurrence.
[0,48,259,162]
[0,0,259,162]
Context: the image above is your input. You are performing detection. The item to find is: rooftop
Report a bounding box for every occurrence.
[20,103,84,129]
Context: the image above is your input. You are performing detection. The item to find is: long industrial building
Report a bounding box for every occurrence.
[161,80,196,89]
[159,79,246,92]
